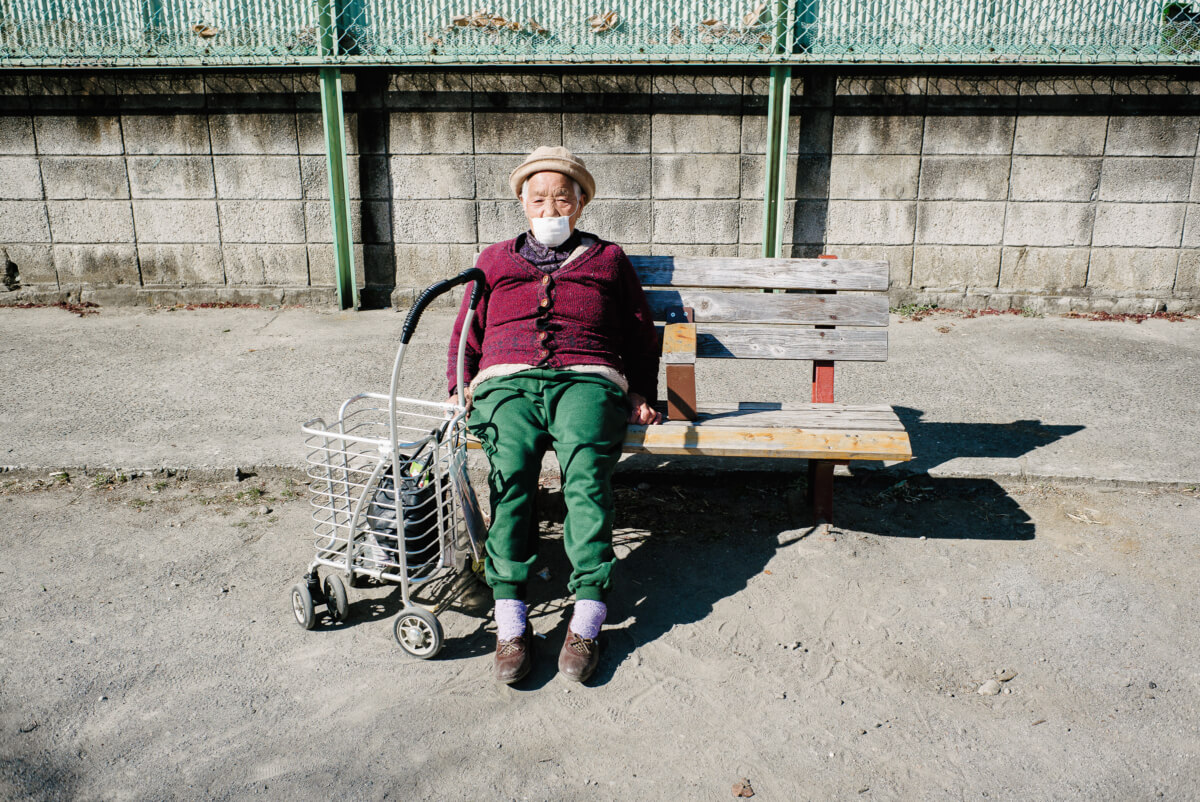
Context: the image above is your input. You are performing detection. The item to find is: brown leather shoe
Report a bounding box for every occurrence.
[494,623,533,684]
[558,629,600,683]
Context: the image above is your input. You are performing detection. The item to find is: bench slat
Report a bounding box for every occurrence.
[625,414,913,460]
[644,290,889,327]
[631,256,889,292]
[650,402,906,430]
[652,326,888,361]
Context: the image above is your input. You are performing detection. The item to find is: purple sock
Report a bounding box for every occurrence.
[569,599,606,640]
[494,599,527,641]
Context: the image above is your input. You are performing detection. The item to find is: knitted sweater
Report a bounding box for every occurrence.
[447,232,659,403]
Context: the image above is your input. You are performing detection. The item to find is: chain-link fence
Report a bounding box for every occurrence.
[2,1,1199,67]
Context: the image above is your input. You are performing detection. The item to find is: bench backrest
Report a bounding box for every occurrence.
[629,255,890,413]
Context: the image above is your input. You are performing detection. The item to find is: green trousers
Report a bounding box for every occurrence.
[467,369,627,603]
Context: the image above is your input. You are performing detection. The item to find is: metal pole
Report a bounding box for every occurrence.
[761,0,794,258]
[318,0,358,310]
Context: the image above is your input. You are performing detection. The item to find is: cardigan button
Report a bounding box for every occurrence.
[539,298,549,308]
[541,275,550,286]
[538,331,547,341]
[538,349,548,359]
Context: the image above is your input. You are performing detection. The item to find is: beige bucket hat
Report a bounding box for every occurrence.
[508,146,596,202]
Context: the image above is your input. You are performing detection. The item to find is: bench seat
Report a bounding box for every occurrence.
[625,402,913,461]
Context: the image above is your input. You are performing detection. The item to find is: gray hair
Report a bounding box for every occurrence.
[520,178,583,201]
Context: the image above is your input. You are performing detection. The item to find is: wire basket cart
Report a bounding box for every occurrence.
[290,268,488,658]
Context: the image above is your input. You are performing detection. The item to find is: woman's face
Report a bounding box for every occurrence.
[522,171,585,228]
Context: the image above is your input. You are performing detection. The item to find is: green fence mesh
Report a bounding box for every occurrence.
[2,1,1199,67]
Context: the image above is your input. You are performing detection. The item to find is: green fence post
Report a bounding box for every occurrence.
[760,0,794,258]
[318,0,358,310]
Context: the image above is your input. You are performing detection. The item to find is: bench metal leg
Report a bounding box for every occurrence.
[807,460,835,524]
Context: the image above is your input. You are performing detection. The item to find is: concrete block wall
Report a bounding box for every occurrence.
[2,67,1200,312]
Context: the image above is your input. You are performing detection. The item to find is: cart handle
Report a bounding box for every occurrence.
[400,267,486,346]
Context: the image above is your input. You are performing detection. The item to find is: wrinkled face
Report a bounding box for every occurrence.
[521,171,586,230]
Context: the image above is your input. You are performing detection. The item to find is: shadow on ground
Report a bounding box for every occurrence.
[893,407,1085,476]
[504,471,1033,688]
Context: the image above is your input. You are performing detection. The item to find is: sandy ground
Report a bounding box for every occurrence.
[1,471,1199,801]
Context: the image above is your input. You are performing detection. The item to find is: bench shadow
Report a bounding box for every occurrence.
[512,471,1033,688]
[885,406,1085,477]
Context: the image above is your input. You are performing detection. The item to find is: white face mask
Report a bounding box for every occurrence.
[530,215,572,248]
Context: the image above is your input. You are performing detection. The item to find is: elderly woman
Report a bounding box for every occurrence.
[447,146,662,684]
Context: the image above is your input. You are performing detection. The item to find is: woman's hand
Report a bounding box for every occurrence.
[627,392,663,425]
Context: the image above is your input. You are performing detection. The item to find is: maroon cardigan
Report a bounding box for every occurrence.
[447,233,659,403]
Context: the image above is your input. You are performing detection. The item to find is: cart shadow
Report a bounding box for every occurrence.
[508,472,1036,688]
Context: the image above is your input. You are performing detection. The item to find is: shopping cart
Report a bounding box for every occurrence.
[290,268,488,658]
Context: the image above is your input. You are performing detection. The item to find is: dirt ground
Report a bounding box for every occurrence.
[1,469,1198,801]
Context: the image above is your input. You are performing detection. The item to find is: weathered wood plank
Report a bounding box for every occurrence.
[644,290,889,327]
[646,403,907,430]
[631,256,889,292]
[651,325,889,361]
[624,425,913,461]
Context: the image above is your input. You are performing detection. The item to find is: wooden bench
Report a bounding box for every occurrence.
[623,254,913,523]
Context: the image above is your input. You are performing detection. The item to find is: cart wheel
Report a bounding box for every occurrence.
[393,607,443,659]
[290,583,316,630]
[323,575,349,623]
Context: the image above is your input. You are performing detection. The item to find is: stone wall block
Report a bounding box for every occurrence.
[1092,203,1185,247]
[741,113,806,155]
[1009,157,1100,201]
[651,115,741,154]
[564,114,651,153]
[1105,116,1199,157]
[912,245,1001,288]
[34,116,123,155]
[583,155,650,199]
[919,156,1011,200]
[653,244,738,258]
[306,244,366,287]
[739,200,825,246]
[1184,204,1200,247]
[389,155,475,199]
[1004,203,1095,247]
[474,155,519,200]
[916,201,1005,245]
[652,74,742,96]
[0,117,36,155]
[652,154,739,199]
[297,112,359,155]
[0,201,50,242]
[393,244,480,289]
[389,111,474,155]
[298,155,362,200]
[740,156,828,200]
[127,157,215,199]
[52,244,138,285]
[1098,157,1193,202]
[137,244,224,284]
[0,244,55,285]
[1087,248,1180,292]
[224,244,308,285]
[829,154,919,200]
[585,200,651,242]
[392,200,477,243]
[474,112,561,153]
[209,114,299,155]
[1176,250,1200,293]
[303,200,364,243]
[999,246,1090,290]
[218,201,306,243]
[41,157,129,200]
[652,200,740,244]
[121,115,210,155]
[47,201,134,243]
[133,200,220,243]
[475,200,526,244]
[213,156,302,199]
[831,115,923,155]
[825,200,916,245]
[1013,115,1107,156]
[0,157,43,199]
[923,115,1015,155]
